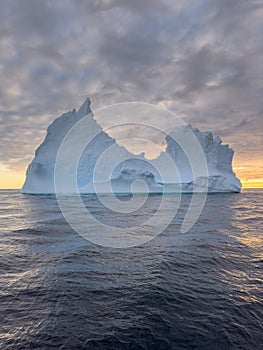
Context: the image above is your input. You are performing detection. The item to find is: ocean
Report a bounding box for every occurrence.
[0,189,262,349]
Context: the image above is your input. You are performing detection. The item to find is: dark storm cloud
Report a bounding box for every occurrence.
[0,0,262,172]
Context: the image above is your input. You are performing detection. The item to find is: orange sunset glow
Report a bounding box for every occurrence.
[1,157,262,189]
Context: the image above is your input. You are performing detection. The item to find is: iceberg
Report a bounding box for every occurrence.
[22,98,241,194]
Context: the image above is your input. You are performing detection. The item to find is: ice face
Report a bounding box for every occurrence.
[21,98,241,194]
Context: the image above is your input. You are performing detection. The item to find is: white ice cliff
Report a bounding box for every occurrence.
[22,98,241,194]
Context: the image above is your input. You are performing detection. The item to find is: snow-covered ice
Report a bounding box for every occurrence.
[22,98,241,194]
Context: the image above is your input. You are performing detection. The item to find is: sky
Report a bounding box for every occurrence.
[0,0,262,188]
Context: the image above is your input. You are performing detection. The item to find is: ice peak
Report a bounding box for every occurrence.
[77,97,92,118]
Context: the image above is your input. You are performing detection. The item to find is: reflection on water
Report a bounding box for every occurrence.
[0,189,262,349]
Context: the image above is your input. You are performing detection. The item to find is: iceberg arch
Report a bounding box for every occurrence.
[22,98,241,194]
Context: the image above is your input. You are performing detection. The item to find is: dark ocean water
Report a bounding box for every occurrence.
[0,189,262,349]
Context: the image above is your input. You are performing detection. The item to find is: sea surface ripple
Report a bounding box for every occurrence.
[0,189,262,349]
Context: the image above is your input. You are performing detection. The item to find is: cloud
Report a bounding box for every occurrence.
[0,0,262,176]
